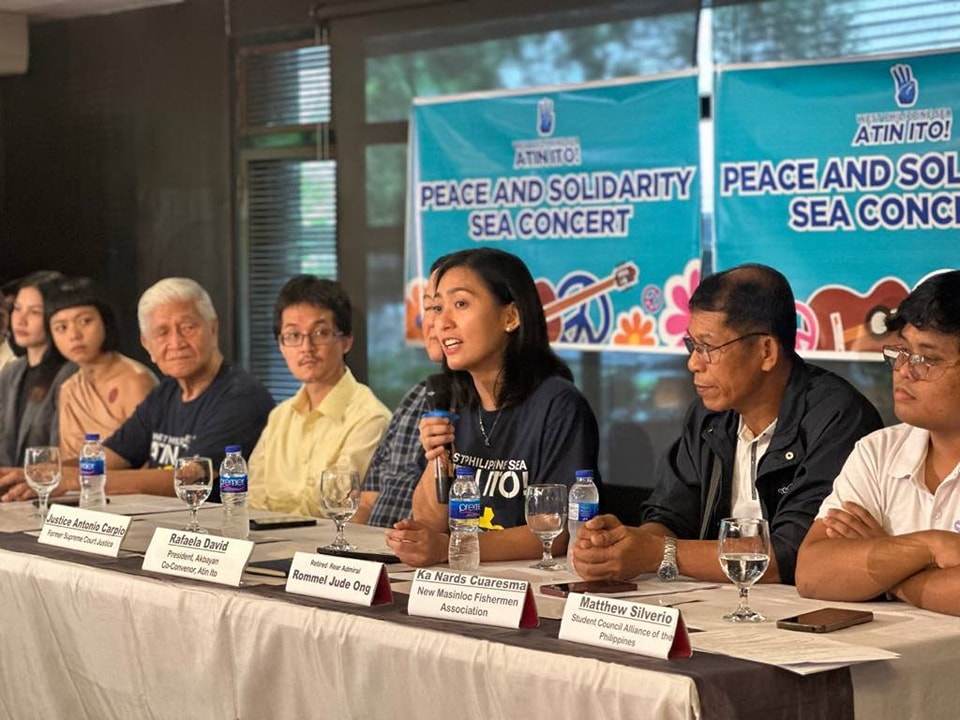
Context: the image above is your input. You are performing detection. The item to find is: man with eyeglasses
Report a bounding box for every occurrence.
[797,270,960,615]
[247,275,390,517]
[572,264,882,585]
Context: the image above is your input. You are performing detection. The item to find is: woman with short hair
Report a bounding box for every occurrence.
[0,271,76,468]
[386,248,600,566]
[47,277,156,458]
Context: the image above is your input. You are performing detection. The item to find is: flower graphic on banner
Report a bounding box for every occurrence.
[794,301,819,352]
[658,258,701,347]
[612,308,658,347]
[404,278,425,343]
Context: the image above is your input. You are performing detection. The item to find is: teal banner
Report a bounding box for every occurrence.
[404,74,701,352]
[716,50,959,358]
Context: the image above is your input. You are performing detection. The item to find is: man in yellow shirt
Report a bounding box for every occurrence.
[248,276,390,517]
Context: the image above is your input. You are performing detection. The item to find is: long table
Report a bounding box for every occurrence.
[1,496,958,719]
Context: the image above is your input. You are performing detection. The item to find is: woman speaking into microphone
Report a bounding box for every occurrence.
[386,248,599,566]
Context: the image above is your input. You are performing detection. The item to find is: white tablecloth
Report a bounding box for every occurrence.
[3,496,960,719]
[0,548,698,720]
[0,497,699,720]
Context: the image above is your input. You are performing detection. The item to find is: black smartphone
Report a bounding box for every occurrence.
[316,547,402,565]
[540,580,638,598]
[249,516,318,531]
[245,558,293,578]
[776,608,873,633]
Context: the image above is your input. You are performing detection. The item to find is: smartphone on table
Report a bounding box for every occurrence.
[776,608,873,633]
[540,580,638,598]
[248,516,318,531]
[316,547,402,565]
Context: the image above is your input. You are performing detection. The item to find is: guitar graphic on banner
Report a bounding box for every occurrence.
[808,278,909,353]
[536,262,640,342]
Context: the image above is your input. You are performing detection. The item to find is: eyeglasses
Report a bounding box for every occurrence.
[881,345,960,382]
[683,332,767,364]
[280,328,344,347]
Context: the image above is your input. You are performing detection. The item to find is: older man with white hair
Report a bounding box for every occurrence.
[1,277,274,501]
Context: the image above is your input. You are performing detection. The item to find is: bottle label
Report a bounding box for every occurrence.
[569,502,599,522]
[220,474,248,493]
[79,459,105,476]
[449,499,481,521]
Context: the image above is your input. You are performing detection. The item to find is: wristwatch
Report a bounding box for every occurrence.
[657,536,679,582]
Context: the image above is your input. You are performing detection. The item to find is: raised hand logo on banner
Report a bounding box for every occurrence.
[536,97,555,137]
[890,64,918,108]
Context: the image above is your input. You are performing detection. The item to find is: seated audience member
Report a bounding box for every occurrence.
[386,248,600,566]
[797,271,960,615]
[46,277,157,457]
[357,257,447,527]
[0,278,19,372]
[248,276,390,517]
[0,271,76,474]
[572,264,882,585]
[3,277,274,502]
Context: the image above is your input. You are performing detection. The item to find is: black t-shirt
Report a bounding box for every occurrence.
[451,375,600,530]
[104,362,275,502]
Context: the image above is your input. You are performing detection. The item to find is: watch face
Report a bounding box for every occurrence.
[657,562,679,582]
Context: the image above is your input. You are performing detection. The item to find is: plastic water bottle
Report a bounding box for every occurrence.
[448,465,480,572]
[219,445,249,539]
[567,469,600,545]
[78,432,107,510]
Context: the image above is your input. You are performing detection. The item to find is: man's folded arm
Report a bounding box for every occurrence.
[891,566,960,616]
[796,520,936,600]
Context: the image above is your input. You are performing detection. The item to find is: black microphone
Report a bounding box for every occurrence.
[425,373,454,503]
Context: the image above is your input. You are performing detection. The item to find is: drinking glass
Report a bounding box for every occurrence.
[173,456,213,533]
[525,484,567,570]
[317,468,361,551]
[24,446,61,520]
[718,517,771,622]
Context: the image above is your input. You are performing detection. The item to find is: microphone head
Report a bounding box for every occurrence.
[425,373,452,412]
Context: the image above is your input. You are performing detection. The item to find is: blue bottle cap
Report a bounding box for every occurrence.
[422,409,459,421]
[455,465,475,477]
[225,444,242,453]
[575,469,594,479]
[84,433,100,441]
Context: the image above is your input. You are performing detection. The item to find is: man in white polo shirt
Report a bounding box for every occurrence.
[796,270,960,616]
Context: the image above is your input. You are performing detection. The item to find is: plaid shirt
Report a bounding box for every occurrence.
[364,380,429,527]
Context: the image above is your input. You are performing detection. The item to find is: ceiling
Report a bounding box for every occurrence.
[0,0,183,21]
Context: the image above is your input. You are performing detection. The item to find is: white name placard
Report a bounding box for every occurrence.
[38,505,132,557]
[285,552,393,606]
[407,568,539,628]
[142,528,253,587]
[559,593,692,659]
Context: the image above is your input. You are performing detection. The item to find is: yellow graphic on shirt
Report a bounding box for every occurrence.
[478,506,503,531]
